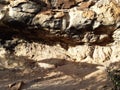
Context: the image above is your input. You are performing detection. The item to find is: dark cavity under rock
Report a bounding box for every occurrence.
[0,0,119,45]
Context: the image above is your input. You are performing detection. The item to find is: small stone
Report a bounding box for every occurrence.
[93,21,101,29]
[99,34,109,42]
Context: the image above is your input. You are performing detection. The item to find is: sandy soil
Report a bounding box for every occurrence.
[0,58,113,90]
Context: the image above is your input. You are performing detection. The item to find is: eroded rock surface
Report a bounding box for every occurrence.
[0,0,120,90]
[0,0,120,63]
[0,0,119,45]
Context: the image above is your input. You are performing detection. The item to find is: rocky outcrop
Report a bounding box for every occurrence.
[0,0,120,68]
[0,0,120,45]
[0,1,120,89]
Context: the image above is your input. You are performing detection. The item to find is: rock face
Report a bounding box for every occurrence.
[0,1,120,90]
[0,0,119,45]
[0,0,120,68]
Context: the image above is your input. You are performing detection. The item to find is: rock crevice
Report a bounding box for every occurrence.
[0,0,119,45]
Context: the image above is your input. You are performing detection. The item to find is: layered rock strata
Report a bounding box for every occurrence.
[0,1,120,89]
[0,0,120,45]
[0,0,120,67]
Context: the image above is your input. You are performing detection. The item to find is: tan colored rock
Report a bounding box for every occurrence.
[82,10,95,19]
[77,0,93,10]
[14,42,68,61]
[0,0,120,67]
[93,46,112,63]
[0,1,120,90]
[9,0,28,7]
[110,45,120,63]
[109,1,120,21]
[67,45,92,62]
[54,11,65,19]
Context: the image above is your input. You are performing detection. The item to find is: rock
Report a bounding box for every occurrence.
[77,0,94,10]
[0,0,119,45]
[67,45,92,61]
[0,47,7,58]
[93,46,112,63]
[113,28,120,43]
[47,0,76,9]
[0,0,9,4]
[0,0,119,66]
[9,0,28,7]
[0,1,120,90]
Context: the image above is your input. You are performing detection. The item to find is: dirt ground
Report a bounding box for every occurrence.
[0,58,113,90]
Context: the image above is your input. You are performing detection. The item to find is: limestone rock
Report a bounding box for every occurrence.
[0,1,120,90]
[113,28,120,43]
[0,0,120,66]
[0,0,120,45]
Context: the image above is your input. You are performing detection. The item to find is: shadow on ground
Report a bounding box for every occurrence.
[0,56,113,90]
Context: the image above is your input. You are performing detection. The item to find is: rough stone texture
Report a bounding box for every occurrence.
[0,0,120,71]
[0,0,119,45]
[0,0,119,61]
[0,0,119,73]
[0,0,120,89]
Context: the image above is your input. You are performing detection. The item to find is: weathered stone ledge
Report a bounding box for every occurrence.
[0,0,120,45]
